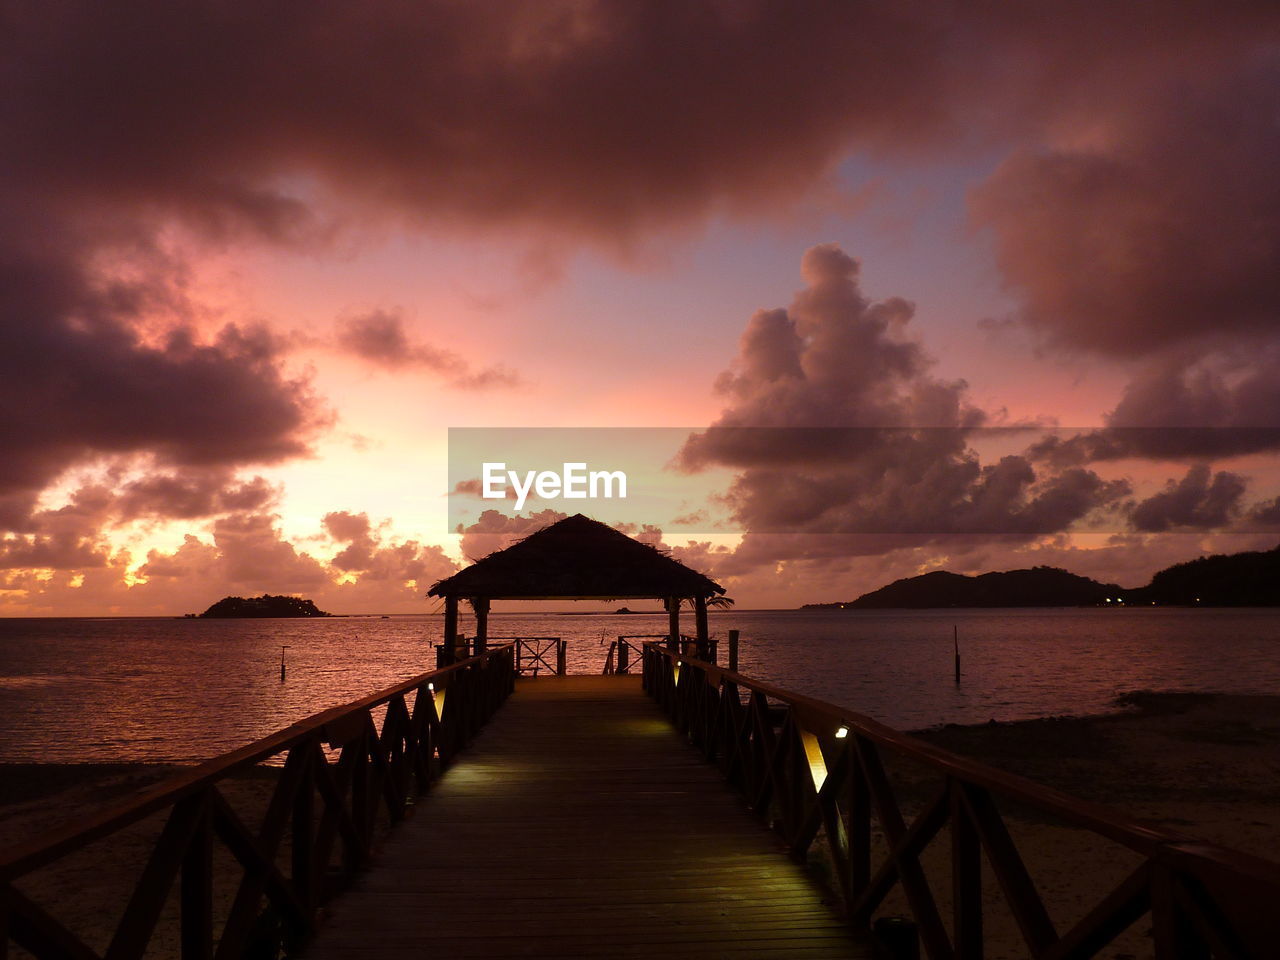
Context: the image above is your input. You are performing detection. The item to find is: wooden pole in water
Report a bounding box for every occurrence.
[280,645,290,682]
[953,625,961,685]
[728,629,739,672]
[694,595,710,661]
[472,597,489,655]
[443,596,459,665]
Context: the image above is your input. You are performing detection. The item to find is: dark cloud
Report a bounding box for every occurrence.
[1129,465,1247,533]
[7,2,1273,238]
[3,0,1279,603]
[335,310,519,389]
[114,470,277,522]
[677,245,1126,570]
[0,228,328,528]
[322,510,373,544]
[1248,497,1280,527]
[0,531,111,571]
[680,245,984,470]
[971,54,1280,358]
[1027,349,1280,466]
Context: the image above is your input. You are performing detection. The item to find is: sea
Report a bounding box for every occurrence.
[1,608,1279,763]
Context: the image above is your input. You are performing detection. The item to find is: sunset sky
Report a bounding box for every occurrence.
[2,1,1279,615]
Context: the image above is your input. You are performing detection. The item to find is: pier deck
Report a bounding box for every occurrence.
[303,675,873,959]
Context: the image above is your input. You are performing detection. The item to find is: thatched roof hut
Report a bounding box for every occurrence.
[428,513,723,601]
[428,514,724,659]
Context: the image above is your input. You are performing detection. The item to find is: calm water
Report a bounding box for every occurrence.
[1,608,1279,762]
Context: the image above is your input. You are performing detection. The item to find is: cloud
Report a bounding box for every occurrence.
[1027,349,1280,466]
[130,510,458,613]
[114,470,278,522]
[3,0,1279,610]
[0,468,278,571]
[1,3,1273,495]
[1129,465,1247,533]
[457,508,569,564]
[679,245,984,464]
[971,54,1280,358]
[450,479,519,500]
[0,230,328,526]
[676,245,1127,571]
[335,310,520,389]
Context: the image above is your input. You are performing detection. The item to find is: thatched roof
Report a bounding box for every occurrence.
[428,514,725,600]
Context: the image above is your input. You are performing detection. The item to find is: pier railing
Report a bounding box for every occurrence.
[0,643,515,960]
[642,642,1280,960]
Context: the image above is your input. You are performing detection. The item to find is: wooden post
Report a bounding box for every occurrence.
[666,597,680,651]
[473,597,489,655]
[557,639,567,676]
[617,636,630,674]
[728,629,739,672]
[181,795,214,960]
[951,785,983,958]
[443,596,458,665]
[695,595,710,661]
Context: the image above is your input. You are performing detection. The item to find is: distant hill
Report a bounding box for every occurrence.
[803,544,1280,609]
[196,594,331,618]
[1135,545,1280,606]
[806,566,1121,610]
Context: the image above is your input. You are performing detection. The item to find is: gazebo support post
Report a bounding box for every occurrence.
[666,596,680,652]
[695,595,710,662]
[472,597,489,655]
[442,595,459,665]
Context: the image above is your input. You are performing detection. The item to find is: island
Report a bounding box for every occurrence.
[804,543,1280,609]
[194,594,332,618]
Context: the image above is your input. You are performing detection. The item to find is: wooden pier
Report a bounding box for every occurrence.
[303,675,870,959]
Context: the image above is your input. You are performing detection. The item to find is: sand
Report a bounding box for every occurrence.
[914,691,1280,854]
[2,692,1276,959]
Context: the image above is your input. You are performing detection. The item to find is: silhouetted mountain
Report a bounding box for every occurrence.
[803,543,1280,609]
[806,567,1120,609]
[1130,545,1280,606]
[197,594,331,618]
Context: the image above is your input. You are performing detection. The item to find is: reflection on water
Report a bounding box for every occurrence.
[1,608,1278,762]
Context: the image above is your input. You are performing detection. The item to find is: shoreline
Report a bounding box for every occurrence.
[911,690,1280,851]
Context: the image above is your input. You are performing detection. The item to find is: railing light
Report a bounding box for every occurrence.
[835,725,849,739]
[427,682,434,691]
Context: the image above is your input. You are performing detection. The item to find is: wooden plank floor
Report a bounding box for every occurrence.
[304,675,877,959]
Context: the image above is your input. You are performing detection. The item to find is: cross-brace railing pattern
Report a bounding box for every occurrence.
[1,644,515,960]
[642,642,1280,960]
[487,637,566,676]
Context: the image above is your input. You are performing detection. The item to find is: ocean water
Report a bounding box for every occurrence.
[1,608,1279,762]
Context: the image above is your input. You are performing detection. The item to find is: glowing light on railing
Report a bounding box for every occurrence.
[800,730,828,792]
[673,661,682,685]
[835,726,849,739]
[427,682,434,691]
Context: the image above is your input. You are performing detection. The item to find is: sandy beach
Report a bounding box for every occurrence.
[2,692,1277,959]
[914,690,1280,854]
